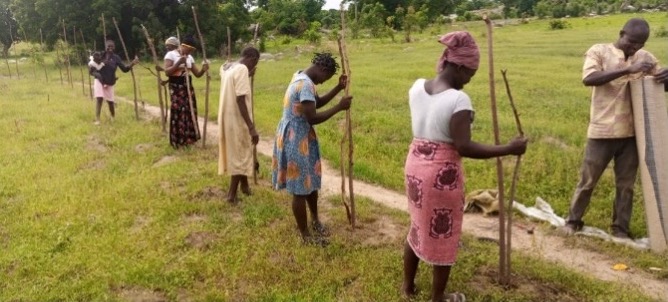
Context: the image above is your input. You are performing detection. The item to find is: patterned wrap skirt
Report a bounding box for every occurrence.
[168,76,200,148]
[405,138,465,266]
[271,117,322,195]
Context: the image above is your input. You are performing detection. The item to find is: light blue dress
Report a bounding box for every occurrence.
[271,72,322,195]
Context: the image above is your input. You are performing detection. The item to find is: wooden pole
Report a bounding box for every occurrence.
[338,3,355,228]
[3,21,11,79]
[226,26,231,61]
[137,67,144,108]
[72,26,86,96]
[501,69,524,283]
[8,20,19,79]
[140,24,167,132]
[62,19,72,87]
[251,75,258,184]
[39,28,47,82]
[80,29,92,100]
[253,23,260,44]
[192,6,211,148]
[101,14,107,44]
[484,15,509,286]
[21,29,36,79]
[112,17,140,120]
[163,83,170,126]
[55,36,63,85]
[4,41,11,79]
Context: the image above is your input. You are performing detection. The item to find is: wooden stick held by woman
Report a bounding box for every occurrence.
[501,69,524,286]
[192,6,211,148]
[112,17,140,120]
[338,3,356,228]
[484,15,509,286]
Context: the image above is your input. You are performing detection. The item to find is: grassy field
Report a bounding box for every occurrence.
[1,13,667,301]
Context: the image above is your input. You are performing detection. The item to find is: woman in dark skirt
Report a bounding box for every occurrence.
[163,35,209,148]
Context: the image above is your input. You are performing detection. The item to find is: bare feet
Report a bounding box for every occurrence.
[225,193,240,204]
[401,283,417,299]
[311,221,330,237]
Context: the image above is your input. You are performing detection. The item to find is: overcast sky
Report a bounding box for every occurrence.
[323,0,343,10]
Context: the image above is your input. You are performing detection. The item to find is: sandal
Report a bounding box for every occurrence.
[311,221,331,237]
[445,292,466,302]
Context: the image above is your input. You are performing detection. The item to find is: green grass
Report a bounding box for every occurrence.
[1,13,668,301]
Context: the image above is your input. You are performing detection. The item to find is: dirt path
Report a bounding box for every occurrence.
[136,103,667,301]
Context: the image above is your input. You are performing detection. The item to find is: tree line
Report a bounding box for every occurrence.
[1,0,666,58]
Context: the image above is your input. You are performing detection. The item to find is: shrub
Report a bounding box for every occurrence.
[549,19,570,30]
[302,21,322,45]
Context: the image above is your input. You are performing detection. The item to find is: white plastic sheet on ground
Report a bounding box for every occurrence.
[513,197,650,250]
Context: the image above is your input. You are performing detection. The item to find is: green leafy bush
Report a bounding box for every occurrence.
[549,19,570,30]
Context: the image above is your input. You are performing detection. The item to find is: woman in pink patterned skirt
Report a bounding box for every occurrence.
[402,31,528,302]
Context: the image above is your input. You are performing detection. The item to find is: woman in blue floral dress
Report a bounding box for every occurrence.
[272,52,352,245]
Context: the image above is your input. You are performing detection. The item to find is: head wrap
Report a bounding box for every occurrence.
[181,35,198,50]
[165,36,180,47]
[436,31,480,72]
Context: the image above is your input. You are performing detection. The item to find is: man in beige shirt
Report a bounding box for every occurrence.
[563,18,668,239]
[218,47,260,203]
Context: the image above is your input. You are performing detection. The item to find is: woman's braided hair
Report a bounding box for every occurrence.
[311,52,339,74]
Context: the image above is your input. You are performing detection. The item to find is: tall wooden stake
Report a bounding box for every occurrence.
[39,28,47,82]
[21,29,36,79]
[253,23,260,44]
[140,24,167,132]
[192,6,211,148]
[112,17,140,120]
[4,46,11,79]
[251,74,258,184]
[3,20,11,79]
[55,36,63,85]
[80,29,92,100]
[501,69,524,284]
[484,15,509,286]
[73,26,86,96]
[226,26,231,61]
[62,19,72,87]
[163,84,170,125]
[101,14,107,44]
[338,3,355,228]
[8,20,19,79]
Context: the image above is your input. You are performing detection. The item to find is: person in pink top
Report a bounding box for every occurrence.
[562,18,668,239]
[401,31,527,302]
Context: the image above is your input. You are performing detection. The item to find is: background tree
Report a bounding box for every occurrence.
[360,2,389,38]
[0,0,19,57]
